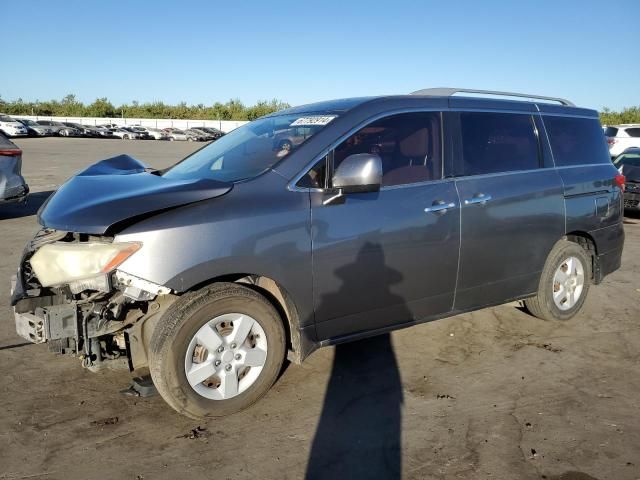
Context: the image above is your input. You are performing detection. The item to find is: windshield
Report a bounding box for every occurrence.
[163,113,336,182]
[0,115,17,122]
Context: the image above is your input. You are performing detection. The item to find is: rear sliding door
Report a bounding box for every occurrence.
[450,111,565,311]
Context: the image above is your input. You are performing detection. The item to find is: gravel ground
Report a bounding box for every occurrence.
[1,137,639,480]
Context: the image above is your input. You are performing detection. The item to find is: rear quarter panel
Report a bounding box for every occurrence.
[559,163,624,257]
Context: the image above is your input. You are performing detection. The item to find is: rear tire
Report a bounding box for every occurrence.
[525,239,592,321]
[149,283,286,419]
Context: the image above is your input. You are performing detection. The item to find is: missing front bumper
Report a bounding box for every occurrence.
[13,303,78,345]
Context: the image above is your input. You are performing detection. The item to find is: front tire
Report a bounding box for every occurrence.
[149,283,286,418]
[525,239,592,321]
[278,140,292,152]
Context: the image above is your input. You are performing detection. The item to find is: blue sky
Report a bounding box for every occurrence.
[2,0,638,111]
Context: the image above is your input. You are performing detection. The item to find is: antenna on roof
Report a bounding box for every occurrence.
[410,87,575,107]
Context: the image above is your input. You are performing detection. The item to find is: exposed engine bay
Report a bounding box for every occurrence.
[11,229,175,372]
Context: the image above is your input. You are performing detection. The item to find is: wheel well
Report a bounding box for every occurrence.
[565,231,599,281]
[185,274,303,363]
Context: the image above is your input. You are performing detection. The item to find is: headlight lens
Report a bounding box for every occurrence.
[29,242,141,287]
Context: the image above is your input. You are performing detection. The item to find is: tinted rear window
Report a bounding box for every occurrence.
[544,116,610,166]
[459,112,540,176]
[604,127,619,137]
[626,128,640,138]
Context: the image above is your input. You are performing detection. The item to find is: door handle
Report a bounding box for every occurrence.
[464,193,492,205]
[424,201,456,214]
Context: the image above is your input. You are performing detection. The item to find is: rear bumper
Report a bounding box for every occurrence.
[0,183,29,204]
[590,222,625,283]
[595,246,623,283]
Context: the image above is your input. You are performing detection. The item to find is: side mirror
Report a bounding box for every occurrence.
[332,153,382,194]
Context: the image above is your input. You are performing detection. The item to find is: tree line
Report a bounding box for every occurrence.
[599,106,640,126]
[0,94,290,121]
[1,94,639,124]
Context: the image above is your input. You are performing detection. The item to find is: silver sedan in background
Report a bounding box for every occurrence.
[109,127,140,140]
[162,128,189,141]
[35,120,82,137]
[0,133,29,203]
[16,119,53,136]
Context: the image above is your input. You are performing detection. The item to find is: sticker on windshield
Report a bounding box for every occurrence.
[290,115,336,127]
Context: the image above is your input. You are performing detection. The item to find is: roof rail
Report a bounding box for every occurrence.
[410,87,575,107]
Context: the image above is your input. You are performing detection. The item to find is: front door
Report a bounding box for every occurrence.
[308,112,461,340]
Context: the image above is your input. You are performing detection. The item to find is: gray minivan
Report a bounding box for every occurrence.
[11,89,625,418]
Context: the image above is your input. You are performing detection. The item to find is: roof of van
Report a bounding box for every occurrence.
[274,89,598,118]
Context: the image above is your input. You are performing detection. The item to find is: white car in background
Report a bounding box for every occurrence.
[605,124,640,157]
[0,114,28,137]
[130,126,168,140]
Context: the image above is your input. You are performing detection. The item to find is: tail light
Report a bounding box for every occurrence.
[606,137,617,147]
[0,148,22,157]
[614,174,625,191]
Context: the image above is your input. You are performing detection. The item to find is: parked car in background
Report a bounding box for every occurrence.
[191,127,225,140]
[0,114,28,137]
[273,125,323,153]
[184,129,209,141]
[163,128,189,141]
[613,147,640,211]
[57,126,83,137]
[605,124,640,158]
[129,126,168,140]
[121,127,152,140]
[93,125,114,137]
[35,120,81,137]
[0,133,28,203]
[16,119,53,136]
[63,122,102,137]
[109,127,140,140]
[10,88,625,419]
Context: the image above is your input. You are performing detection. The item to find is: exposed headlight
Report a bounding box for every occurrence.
[29,242,141,287]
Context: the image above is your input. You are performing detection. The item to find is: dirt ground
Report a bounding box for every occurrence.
[1,137,639,480]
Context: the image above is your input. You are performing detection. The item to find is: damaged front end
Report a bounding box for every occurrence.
[11,228,175,372]
[10,153,233,372]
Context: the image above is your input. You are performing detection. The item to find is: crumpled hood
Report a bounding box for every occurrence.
[38,154,232,234]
